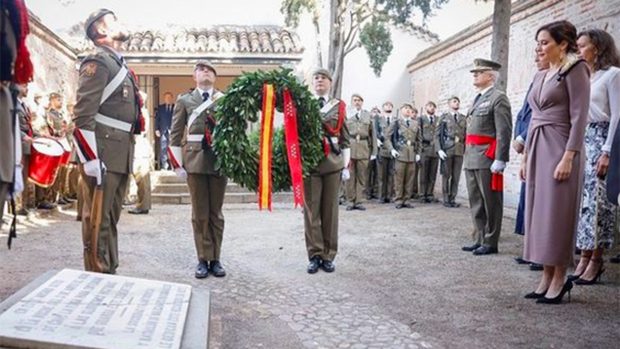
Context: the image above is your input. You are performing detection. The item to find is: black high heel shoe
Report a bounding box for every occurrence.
[524,290,547,299]
[536,280,573,304]
[575,259,605,285]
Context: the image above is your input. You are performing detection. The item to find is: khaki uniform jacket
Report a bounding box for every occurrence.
[0,11,17,183]
[463,87,512,170]
[376,115,395,158]
[384,117,421,163]
[315,98,351,175]
[169,89,221,175]
[46,109,65,137]
[17,100,34,155]
[437,111,467,157]
[73,46,139,175]
[346,109,377,160]
[419,115,439,157]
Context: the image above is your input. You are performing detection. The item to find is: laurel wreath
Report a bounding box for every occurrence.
[213,68,324,192]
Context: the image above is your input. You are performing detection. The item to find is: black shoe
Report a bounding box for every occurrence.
[450,201,461,208]
[321,260,335,273]
[529,263,543,271]
[574,259,604,285]
[307,256,322,274]
[128,208,149,214]
[609,254,620,264]
[443,201,452,207]
[57,197,69,205]
[462,243,481,252]
[422,197,431,203]
[16,208,29,216]
[383,198,391,204]
[209,260,226,277]
[354,204,366,211]
[403,203,414,209]
[195,261,209,279]
[37,202,56,210]
[514,257,529,265]
[472,245,498,255]
[524,290,547,299]
[537,280,573,304]
[346,205,355,211]
[395,203,405,209]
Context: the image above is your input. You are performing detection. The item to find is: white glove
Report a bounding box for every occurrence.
[341,168,350,181]
[174,167,188,179]
[415,154,421,162]
[377,139,383,147]
[490,160,506,173]
[370,155,377,161]
[11,165,24,196]
[438,150,447,161]
[391,149,400,158]
[84,159,106,186]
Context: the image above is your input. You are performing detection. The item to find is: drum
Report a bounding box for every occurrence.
[57,138,72,165]
[29,138,64,188]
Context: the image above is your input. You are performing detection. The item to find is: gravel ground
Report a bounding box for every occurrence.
[1,201,619,349]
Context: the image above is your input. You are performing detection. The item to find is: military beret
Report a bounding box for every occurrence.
[194,60,217,75]
[470,58,502,73]
[84,9,114,38]
[351,93,364,101]
[312,68,332,81]
[48,92,62,100]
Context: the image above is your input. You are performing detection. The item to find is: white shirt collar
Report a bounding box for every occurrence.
[197,87,214,99]
[315,93,330,101]
[478,84,494,96]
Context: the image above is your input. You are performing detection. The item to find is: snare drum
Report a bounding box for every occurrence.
[29,138,64,187]
[57,138,72,165]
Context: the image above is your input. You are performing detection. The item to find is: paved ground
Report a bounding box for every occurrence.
[1,200,619,349]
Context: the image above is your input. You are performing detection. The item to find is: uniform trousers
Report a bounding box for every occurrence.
[411,162,420,198]
[187,174,227,262]
[304,171,340,261]
[366,158,378,198]
[441,155,463,203]
[346,158,368,205]
[420,155,439,198]
[0,182,9,226]
[377,156,395,201]
[134,171,152,211]
[394,161,415,205]
[80,168,129,274]
[465,169,503,248]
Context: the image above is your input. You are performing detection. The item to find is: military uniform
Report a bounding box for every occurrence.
[464,77,512,252]
[304,96,350,263]
[345,109,377,208]
[419,114,439,201]
[437,111,467,206]
[169,87,227,266]
[73,43,140,273]
[365,112,381,199]
[16,98,36,211]
[385,117,420,207]
[376,114,395,202]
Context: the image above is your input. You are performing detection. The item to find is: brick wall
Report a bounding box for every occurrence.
[27,14,79,104]
[407,0,620,208]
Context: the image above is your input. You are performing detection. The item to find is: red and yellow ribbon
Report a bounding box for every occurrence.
[283,89,305,207]
[258,84,276,210]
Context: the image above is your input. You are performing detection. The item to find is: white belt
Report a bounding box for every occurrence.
[95,113,132,133]
[187,134,204,142]
[324,136,338,143]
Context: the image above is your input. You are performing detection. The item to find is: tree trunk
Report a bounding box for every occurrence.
[327,0,346,98]
[312,12,323,67]
[490,0,512,92]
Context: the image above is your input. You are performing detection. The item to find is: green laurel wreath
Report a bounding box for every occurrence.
[213,68,324,192]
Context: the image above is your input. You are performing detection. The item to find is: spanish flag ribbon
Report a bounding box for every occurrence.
[258,84,276,210]
[283,88,304,207]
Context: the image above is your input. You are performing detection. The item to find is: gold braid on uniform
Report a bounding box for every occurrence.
[214,68,324,192]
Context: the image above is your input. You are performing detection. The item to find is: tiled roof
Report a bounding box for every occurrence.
[68,25,303,56]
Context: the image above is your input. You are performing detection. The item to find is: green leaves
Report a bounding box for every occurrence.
[360,18,393,77]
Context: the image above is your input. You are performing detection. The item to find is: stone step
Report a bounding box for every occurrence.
[151,192,294,205]
[152,182,249,194]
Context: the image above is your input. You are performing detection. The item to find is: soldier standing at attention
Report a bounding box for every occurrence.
[305,68,350,274]
[410,106,422,199]
[168,60,227,279]
[419,101,440,203]
[376,101,396,203]
[385,104,421,209]
[73,9,142,273]
[461,58,512,256]
[366,106,381,200]
[437,96,467,207]
[345,93,377,211]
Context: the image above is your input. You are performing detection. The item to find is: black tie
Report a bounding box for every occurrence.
[167,105,171,113]
[202,92,210,101]
[406,119,410,127]
[474,93,481,105]
[355,113,359,120]
[454,113,458,123]
[430,116,433,125]
[318,97,326,108]
[387,117,391,126]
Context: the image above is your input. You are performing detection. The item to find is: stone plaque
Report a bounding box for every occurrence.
[0,269,192,349]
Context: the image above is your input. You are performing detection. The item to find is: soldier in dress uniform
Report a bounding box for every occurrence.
[385,104,421,209]
[344,93,377,211]
[15,83,36,214]
[410,106,421,198]
[365,106,381,200]
[437,96,467,207]
[168,60,227,279]
[46,92,72,205]
[305,68,350,274]
[73,9,142,273]
[376,101,396,203]
[461,58,512,256]
[419,101,440,203]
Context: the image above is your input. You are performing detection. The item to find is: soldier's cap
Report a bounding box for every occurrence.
[351,93,364,101]
[401,103,414,110]
[84,9,115,37]
[48,92,62,100]
[194,60,217,75]
[312,68,332,81]
[470,58,502,73]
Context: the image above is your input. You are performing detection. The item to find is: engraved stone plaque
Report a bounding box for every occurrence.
[0,269,193,349]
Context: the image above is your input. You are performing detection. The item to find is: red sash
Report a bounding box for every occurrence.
[466,134,503,192]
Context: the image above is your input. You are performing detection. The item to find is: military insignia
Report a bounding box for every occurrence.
[455,137,460,143]
[478,101,490,108]
[123,85,130,98]
[356,134,360,142]
[81,62,97,77]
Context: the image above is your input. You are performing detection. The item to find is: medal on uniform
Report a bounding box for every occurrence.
[356,134,360,142]
[455,137,459,143]
[122,85,129,98]
[407,140,411,146]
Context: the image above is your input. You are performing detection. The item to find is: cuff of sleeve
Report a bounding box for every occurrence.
[602,145,611,153]
[168,146,183,169]
[73,128,98,163]
[515,135,525,145]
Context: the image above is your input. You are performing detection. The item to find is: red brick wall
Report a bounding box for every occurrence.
[407,0,620,208]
